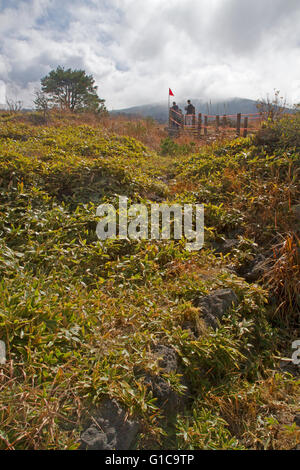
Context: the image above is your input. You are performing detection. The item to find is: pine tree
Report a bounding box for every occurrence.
[40,66,106,113]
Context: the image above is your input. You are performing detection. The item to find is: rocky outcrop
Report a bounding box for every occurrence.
[237,255,267,282]
[212,239,239,255]
[140,344,188,418]
[80,399,140,450]
[193,289,239,330]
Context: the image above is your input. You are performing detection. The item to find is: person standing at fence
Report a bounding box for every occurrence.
[170,102,180,128]
[185,100,195,126]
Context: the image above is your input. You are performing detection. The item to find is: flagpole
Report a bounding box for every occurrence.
[168,88,175,130]
[168,90,170,129]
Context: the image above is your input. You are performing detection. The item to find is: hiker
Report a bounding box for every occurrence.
[171,101,179,112]
[170,102,180,128]
[185,100,195,126]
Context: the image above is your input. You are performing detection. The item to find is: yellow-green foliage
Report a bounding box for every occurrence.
[0,120,167,203]
[0,114,299,450]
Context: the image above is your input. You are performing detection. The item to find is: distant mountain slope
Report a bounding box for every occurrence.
[111,97,260,123]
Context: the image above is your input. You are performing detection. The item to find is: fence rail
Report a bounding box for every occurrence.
[168,110,264,139]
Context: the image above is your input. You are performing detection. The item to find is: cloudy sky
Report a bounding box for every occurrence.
[0,0,300,109]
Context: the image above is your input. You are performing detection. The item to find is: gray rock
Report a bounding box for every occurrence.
[238,255,267,282]
[142,344,188,417]
[213,239,239,255]
[151,344,178,373]
[81,424,116,450]
[194,289,239,329]
[144,374,184,417]
[80,399,140,450]
[244,260,267,282]
[181,320,198,338]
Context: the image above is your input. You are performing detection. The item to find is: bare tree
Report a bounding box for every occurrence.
[34,90,50,121]
[256,89,288,122]
[6,97,23,113]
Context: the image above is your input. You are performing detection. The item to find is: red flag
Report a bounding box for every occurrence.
[169,88,174,96]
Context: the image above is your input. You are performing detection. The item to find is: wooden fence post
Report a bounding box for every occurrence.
[243,117,248,137]
[216,115,220,133]
[222,115,227,127]
[236,113,241,137]
[192,114,196,136]
[204,115,208,136]
[198,113,202,139]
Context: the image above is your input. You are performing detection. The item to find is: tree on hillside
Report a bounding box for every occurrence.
[34,90,50,121]
[6,97,23,113]
[40,66,107,114]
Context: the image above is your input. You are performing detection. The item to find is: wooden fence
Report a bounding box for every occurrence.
[168,110,263,139]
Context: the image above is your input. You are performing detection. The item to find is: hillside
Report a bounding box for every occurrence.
[111,97,261,122]
[0,110,299,450]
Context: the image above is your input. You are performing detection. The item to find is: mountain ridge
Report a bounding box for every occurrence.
[111,97,260,123]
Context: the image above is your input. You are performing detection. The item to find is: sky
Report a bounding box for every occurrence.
[0,0,300,110]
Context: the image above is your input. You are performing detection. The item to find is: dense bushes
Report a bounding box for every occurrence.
[0,113,299,449]
[254,113,300,151]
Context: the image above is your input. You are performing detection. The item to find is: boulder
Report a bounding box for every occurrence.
[212,239,239,255]
[193,289,239,329]
[151,344,178,373]
[141,344,188,417]
[238,255,267,282]
[80,399,140,450]
[143,374,184,416]
[244,259,267,282]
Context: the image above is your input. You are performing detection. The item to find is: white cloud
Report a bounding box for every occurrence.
[0,0,300,109]
[0,80,6,103]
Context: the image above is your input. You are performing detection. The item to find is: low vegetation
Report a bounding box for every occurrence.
[0,110,299,449]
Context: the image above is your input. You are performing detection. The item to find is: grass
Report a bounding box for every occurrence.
[0,110,299,450]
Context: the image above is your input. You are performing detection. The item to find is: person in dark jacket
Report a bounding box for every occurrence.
[170,102,180,128]
[185,100,195,126]
[185,100,195,115]
[171,102,179,112]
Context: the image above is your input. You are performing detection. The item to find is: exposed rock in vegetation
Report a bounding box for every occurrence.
[80,399,140,450]
[238,255,267,282]
[194,289,239,329]
[0,111,299,450]
[212,238,239,255]
[151,344,178,373]
[141,344,188,417]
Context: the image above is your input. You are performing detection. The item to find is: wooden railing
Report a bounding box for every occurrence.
[168,110,264,139]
